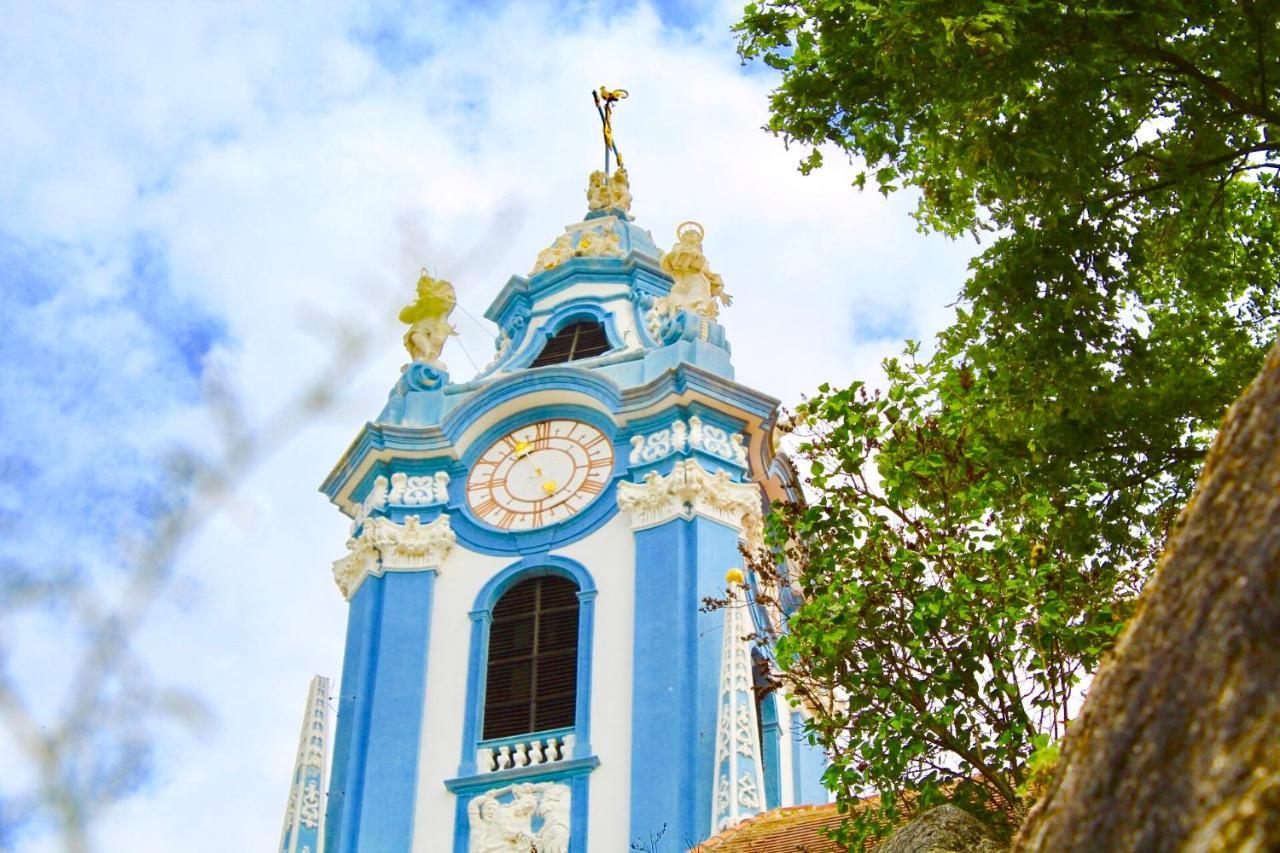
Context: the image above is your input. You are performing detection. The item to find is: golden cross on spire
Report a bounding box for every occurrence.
[592,86,628,175]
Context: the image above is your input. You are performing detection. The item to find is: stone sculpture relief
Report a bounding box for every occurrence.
[467,782,571,853]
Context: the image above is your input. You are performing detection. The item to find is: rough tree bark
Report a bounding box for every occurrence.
[1014,338,1280,851]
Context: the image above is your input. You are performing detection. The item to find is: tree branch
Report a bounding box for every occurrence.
[1133,42,1280,127]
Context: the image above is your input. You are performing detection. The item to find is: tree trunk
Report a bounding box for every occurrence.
[1014,338,1280,851]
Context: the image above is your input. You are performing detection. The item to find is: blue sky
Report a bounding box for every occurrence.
[0,1,975,849]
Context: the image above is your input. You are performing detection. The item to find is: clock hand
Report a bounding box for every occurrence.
[529,466,558,494]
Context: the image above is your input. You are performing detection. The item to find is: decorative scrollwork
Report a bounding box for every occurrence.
[628,417,747,467]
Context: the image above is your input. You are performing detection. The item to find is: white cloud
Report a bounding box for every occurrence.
[0,1,976,849]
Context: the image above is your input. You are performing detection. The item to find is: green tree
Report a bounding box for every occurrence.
[753,351,1130,845]
[736,0,1280,845]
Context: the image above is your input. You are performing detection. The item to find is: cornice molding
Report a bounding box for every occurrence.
[331,513,456,600]
[321,363,780,515]
[616,459,762,542]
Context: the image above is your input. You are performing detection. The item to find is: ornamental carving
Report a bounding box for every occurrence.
[353,471,451,535]
[467,781,571,853]
[363,514,456,571]
[331,514,455,599]
[350,475,390,534]
[485,330,512,370]
[299,780,321,829]
[628,415,747,468]
[387,471,451,506]
[629,419,688,464]
[711,581,767,832]
[616,459,762,543]
[529,221,624,275]
[332,540,380,599]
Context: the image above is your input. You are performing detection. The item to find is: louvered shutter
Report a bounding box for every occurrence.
[529,321,611,367]
[483,576,580,739]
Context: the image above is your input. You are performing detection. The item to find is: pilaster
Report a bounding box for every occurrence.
[617,460,763,848]
[324,515,454,853]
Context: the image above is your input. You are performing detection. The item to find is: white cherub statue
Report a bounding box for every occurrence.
[586,167,632,213]
[398,269,457,365]
[654,221,732,321]
[587,170,610,211]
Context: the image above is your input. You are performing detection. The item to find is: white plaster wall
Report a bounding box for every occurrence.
[559,512,636,852]
[411,543,509,853]
[410,512,637,852]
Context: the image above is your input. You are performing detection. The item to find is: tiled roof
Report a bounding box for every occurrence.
[690,803,848,852]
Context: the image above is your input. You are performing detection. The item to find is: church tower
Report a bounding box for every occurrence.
[315,121,827,851]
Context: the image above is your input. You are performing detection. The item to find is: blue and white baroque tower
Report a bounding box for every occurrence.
[317,166,826,852]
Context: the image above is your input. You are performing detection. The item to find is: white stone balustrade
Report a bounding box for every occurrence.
[476,730,576,774]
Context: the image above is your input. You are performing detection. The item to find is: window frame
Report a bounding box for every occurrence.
[458,557,597,777]
[481,575,581,739]
[509,304,623,372]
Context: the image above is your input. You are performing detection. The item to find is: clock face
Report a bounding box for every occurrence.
[465,419,614,530]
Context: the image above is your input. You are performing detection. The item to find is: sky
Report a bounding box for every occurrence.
[0,1,976,850]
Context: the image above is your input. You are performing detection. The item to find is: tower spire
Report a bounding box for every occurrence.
[279,675,330,853]
[711,570,767,833]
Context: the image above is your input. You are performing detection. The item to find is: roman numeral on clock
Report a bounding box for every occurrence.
[472,497,500,518]
[533,421,552,448]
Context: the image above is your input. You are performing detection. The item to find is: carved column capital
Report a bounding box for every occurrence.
[363,514,456,571]
[616,459,762,544]
[331,513,456,600]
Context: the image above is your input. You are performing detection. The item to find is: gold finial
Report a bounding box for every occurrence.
[725,568,746,586]
[592,86,628,175]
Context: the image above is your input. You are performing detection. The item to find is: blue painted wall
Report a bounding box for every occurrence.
[628,514,744,850]
[325,571,437,853]
[760,693,782,811]
[790,710,830,807]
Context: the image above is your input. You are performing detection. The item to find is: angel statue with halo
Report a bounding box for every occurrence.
[398,269,457,365]
[654,221,733,321]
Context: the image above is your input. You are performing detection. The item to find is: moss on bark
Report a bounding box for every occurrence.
[1014,337,1280,851]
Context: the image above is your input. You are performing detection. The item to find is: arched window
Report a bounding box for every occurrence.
[483,575,581,739]
[528,320,611,367]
